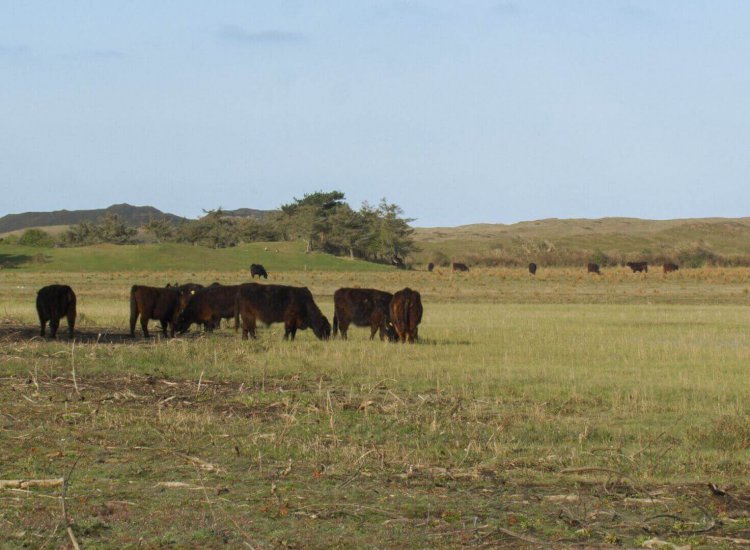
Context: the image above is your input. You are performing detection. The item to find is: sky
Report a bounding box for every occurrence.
[2,1,749,227]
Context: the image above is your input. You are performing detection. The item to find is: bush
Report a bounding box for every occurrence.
[18,229,55,248]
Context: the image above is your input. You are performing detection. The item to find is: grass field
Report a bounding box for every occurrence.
[2,266,750,548]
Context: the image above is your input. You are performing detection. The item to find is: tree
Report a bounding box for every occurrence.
[142,216,175,243]
[280,191,347,253]
[18,228,55,248]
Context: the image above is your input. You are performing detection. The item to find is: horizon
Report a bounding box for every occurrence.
[3,2,750,226]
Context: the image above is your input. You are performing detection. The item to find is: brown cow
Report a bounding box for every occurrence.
[452,262,469,272]
[663,262,679,273]
[626,261,648,273]
[332,288,396,341]
[129,285,180,338]
[36,284,76,338]
[389,288,423,343]
[235,283,331,341]
[176,284,241,333]
[528,262,537,275]
[587,262,601,274]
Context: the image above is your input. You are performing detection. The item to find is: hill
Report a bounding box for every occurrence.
[0,204,187,234]
[412,217,750,267]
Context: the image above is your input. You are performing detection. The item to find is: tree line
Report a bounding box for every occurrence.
[5,191,417,266]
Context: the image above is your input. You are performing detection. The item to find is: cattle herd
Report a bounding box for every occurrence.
[34,263,424,344]
[444,260,679,275]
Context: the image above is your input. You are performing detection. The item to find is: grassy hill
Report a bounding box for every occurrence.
[0,241,390,272]
[412,217,750,267]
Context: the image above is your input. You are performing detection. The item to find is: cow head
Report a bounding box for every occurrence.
[313,315,332,340]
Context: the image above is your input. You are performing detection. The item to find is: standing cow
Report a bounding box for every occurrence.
[626,261,648,273]
[175,284,241,333]
[129,285,180,338]
[389,288,423,344]
[663,263,679,273]
[332,288,396,341]
[36,284,76,338]
[427,262,435,272]
[528,262,537,275]
[250,264,268,279]
[452,262,469,272]
[587,263,601,274]
[235,283,331,341]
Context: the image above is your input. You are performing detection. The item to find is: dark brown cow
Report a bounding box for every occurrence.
[332,288,396,341]
[427,262,435,272]
[663,262,679,273]
[452,262,469,272]
[235,283,331,341]
[587,262,601,274]
[176,284,241,333]
[626,261,648,273]
[36,284,76,338]
[389,288,423,344]
[250,264,268,279]
[528,262,537,275]
[129,285,180,338]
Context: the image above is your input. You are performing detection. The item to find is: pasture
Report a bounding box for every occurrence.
[2,265,750,547]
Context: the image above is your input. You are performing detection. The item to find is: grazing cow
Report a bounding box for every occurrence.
[452,262,469,272]
[389,288,423,344]
[587,263,601,274]
[235,283,331,341]
[129,285,180,338]
[626,261,648,273]
[36,284,76,338]
[250,264,268,279]
[332,288,396,341]
[528,262,537,275]
[176,284,241,333]
[663,262,679,274]
[427,262,435,272]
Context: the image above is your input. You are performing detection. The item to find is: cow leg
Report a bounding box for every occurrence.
[370,324,378,340]
[67,311,75,337]
[39,318,47,337]
[129,312,138,337]
[140,317,150,338]
[49,317,60,339]
[241,316,256,340]
[339,321,348,340]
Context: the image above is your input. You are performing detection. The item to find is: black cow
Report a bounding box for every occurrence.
[332,288,396,341]
[427,262,435,272]
[36,285,76,338]
[528,262,537,275]
[235,283,331,341]
[129,285,180,338]
[250,264,268,279]
[587,263,601,274]
[626,261,648,273]
[389,288,423,344]
[452,262,469,272]
[663,263,679,274]
[176,284,241,333]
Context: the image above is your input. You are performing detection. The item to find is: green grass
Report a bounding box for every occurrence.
[0,241,391,272]
[2,269,750,547]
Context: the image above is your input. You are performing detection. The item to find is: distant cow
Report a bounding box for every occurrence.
[129,285,180,338]
[427,262,435,272]
[452,262,469,272]
[587,263,601,274]
[332,288,396,341]
[36,284,76,338]
[389,288,423,344]
[250,264,268,279]
[528,262,537,275]
[626,261,648,273]
[663,262,679,274]
[176,284,241,333]
[235,283,331,341]
[391,256,406,269]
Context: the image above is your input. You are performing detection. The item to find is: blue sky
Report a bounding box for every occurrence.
[2,1,749,226]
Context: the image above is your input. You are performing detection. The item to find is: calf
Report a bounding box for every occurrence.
[36,284,76,338]
[176,284,241,333]
[250,264,268,279]
[235,283,331,341]
[587,263,601,274]
[389,288,423,343]
[129,285,180,338]
[663,262,679,273]
[452,262,469,272]
[528,262,537,275]
[332,287,396,341]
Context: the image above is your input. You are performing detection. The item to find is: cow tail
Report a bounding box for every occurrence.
[332,313,339,337]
